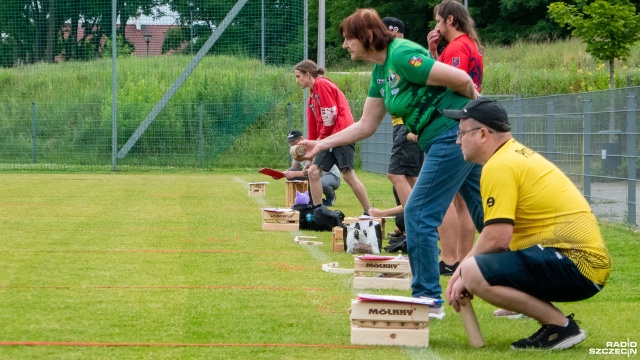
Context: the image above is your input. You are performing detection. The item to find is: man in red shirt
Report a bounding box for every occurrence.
[427,0,484,91]
[294,59,371,214]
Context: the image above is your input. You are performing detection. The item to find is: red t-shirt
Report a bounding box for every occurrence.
[306,77,354,140]
[439,34,483,92]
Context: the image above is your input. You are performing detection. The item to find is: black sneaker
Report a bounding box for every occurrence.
[439,261,459,276]
[510,314,586,350]
[322,194,336,206]
[388,234,406,244]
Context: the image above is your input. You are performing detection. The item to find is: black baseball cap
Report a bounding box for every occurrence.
[443,98,511,132]
[286,129,303,144]
[382,17,405,34]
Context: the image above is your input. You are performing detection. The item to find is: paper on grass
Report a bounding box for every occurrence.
[357,293,444,307]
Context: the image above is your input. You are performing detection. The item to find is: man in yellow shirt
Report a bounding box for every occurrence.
[443,98,611,350]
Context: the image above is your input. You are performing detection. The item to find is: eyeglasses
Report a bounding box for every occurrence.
[456,127,491,138]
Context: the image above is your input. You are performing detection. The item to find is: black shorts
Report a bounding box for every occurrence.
[388,125,423,177]
[475,245,601,302]
[313,144,355,172]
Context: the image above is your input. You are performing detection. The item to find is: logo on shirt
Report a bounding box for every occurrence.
[409,56,422,67]
[452,57,460,67]
[487,197,495,207]
[386,71,399,88]
[376,78,385,85]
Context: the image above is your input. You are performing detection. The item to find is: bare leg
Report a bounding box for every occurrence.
[308,164,323,206]
[341,169,370,211]
[453,193,476,261]
[439,202,459,265]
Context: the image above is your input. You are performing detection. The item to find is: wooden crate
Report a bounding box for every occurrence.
[249,182,269,197]
[352,257,412,290]
[285,180,308,207]
[331,226,344,252]
[261,209,299,231]
[350,299,429,347]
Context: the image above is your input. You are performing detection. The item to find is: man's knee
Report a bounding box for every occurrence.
[308,165,321,179]
[458,258,487,294]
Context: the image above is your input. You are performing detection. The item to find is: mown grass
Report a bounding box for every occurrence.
[0,172,637,359]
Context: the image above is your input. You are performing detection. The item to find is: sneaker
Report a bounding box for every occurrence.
[388,234,406,244]
[510,314,586,350]
[428,305,445,320]
[323,194,336,206]
[439,261,459,276]
[493,308,529,319]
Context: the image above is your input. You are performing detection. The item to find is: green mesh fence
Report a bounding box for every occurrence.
[0,0,306,171]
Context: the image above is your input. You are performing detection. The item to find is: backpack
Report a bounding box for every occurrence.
[292,204,344,231]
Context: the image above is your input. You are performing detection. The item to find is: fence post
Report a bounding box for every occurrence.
[546,100,555,163]
[513,94,523,137]
[287,102,292,163]
[583,98,592,203]
[626,92,637,226]
[198,102,204,168]
[31,102,37,164]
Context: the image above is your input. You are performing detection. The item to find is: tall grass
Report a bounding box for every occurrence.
[0,39,638,170]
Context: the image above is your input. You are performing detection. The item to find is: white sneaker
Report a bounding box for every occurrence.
[493,308,528,319]
[429,306,445,320]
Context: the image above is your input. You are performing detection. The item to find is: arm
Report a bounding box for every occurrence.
[426,61,478,99]
[299,97,387,159]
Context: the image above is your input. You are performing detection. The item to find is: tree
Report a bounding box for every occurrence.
[548,0,640,90]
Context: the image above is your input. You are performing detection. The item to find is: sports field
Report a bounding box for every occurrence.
[0,172,637,359]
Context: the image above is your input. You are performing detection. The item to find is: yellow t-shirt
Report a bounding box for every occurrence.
[481,139,611,285]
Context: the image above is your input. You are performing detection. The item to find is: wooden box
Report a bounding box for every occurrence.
[285,180,308,207]
[331,226,344,252]
[261,209,299,231]
[352,257,412,290]
[350,299,429,347]
[249,182,269,197]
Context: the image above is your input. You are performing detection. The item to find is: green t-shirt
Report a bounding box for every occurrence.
[368,38,469,149]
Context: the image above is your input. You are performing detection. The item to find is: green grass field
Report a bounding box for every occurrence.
[0,172,638,359]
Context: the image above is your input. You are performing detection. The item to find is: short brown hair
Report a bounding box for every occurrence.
[339,9,394,52]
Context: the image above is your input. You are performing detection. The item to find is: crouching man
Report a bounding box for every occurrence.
[444,98,611,350]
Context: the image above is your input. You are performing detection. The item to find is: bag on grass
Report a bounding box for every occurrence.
[343,221,382,254]
[293,203,344,231]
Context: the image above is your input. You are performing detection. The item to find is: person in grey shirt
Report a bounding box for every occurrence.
[283,130,341,206]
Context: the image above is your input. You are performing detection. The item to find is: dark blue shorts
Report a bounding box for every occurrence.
[475,245,601,302]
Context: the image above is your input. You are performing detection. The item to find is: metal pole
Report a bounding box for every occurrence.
[303,0,308,136]
[190,4,194,55]
[198,102,203,168]
[288,102,292,163]
[625,92,637,226]
[583,98,592,203]
[111,0,118,171]
[261,0,265,64]
[546,101,555,163]
[31,102,37,163]
[317,0,325,69]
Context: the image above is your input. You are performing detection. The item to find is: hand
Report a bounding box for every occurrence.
[368,207,383,217]
[283,171,293,180]
[407,133,418,143]
[297,139,322,160]
[427,30,440,55]
[445,268,469,312]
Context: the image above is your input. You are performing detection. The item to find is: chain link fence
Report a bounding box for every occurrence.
[361,87,640,228]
